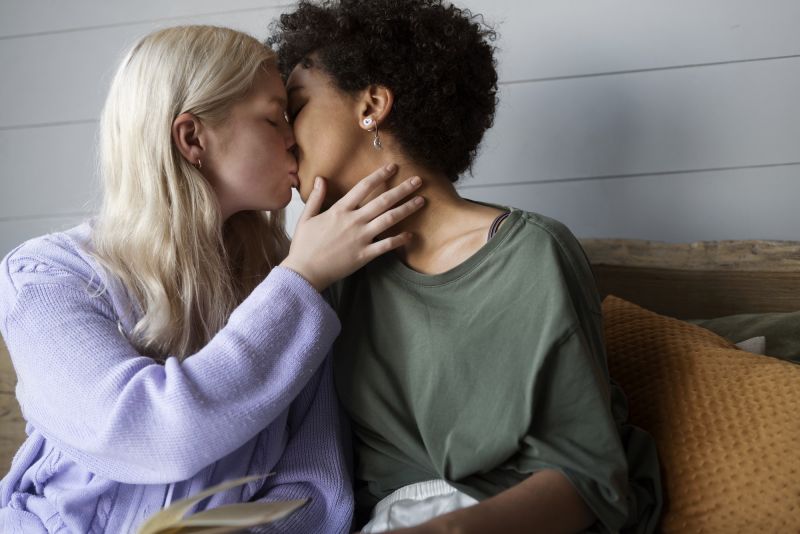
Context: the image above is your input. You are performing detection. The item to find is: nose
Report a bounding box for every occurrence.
[285,125,296,152]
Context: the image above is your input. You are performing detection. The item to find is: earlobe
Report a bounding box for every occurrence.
[358,84,394,130]
[172,112,205,168]
[358,86,393,151]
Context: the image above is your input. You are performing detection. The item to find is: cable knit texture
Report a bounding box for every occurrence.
[0,222,353,533]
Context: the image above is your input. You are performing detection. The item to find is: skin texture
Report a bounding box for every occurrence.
[286,62,597,532]
[172,62,426,292]
[173,65,298,220]
[286,58,505,274]
[287,57,369,206]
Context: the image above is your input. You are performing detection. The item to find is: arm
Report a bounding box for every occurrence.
[251,357,354,534]
[389,326,629,534]
[1,264,339,484]
[0,164,421,486]
[386,469,594,534]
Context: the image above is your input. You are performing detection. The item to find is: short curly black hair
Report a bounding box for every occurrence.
[268,0,498,182]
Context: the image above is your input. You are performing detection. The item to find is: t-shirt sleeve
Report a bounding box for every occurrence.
[503,323,631,534]
[504,222,633,532]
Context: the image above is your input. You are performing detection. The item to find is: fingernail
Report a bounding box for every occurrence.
[414,196,425,206]
[385,163,397,172]
[410,176,421,186]
[314,177,322,189]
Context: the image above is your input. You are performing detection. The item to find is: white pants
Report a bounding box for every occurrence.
[361,480,479,533]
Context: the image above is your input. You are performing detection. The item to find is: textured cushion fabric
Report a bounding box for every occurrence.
[602,295,800,533]
[691,311,800,363]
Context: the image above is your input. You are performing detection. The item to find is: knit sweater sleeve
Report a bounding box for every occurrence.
[251,357,354,534]
[0,240,341,484]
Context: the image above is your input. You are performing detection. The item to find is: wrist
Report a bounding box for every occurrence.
[277,260,325,293]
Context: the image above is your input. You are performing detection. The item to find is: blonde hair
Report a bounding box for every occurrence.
[93,25,290,361]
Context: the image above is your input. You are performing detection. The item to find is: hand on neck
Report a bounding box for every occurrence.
[349,144,505,275]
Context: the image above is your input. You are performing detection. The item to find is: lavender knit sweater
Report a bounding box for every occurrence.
[0,223,354,533]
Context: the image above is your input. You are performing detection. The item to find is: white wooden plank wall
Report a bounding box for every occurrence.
[1,1,798,258]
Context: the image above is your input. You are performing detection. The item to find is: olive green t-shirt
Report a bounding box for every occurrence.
[329,207,663,533]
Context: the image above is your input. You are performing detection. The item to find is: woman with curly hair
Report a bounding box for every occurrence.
[269,1,663,533]
[0,25,426,533]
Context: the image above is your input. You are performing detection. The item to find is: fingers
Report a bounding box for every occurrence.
[366,195,425,235]
[336,163,398,211]
[359,175,422,221]
[299,176,326,223]
[362,232,414,262]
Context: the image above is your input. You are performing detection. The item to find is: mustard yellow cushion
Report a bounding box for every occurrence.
[602,295,800,533]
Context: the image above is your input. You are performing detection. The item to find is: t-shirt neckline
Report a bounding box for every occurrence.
[379,205,521,287]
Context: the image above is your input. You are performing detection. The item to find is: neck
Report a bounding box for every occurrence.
[351,145,504,273]
[356,153,464,240]
[362,157,489,266]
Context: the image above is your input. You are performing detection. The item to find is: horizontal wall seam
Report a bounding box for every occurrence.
[0,212,93,223]
[0,4,293,41]
[458,161,800,189]
[0,119,98,132]
[3,54,799,130]
[498,53,800,86]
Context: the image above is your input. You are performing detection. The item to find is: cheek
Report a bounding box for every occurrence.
[297,116,355,173]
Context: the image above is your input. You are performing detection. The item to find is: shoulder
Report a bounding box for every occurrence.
[512,209,584,255]
[509,209,592,273]
[504,208,601,315]
[0,222,111,321]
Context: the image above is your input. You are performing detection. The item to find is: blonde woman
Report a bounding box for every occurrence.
[0,26,424,533]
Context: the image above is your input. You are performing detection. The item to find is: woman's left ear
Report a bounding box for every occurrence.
[172,112,207,169]
[358,84,394,130]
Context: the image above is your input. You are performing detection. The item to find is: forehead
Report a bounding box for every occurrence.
[249,65,288,106]
[286,60,336,95]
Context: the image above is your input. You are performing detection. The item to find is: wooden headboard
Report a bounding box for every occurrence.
[2,238,799,475]
[581,239,800,319]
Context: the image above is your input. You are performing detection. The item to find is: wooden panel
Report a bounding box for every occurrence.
[0,1,291,38]
[460,164,800,242]
[581,239,800,272]
[3,56,799,219]
[0,123,99,219]
[583,238,800,318]
[591,265,800,319]
[0,7,284,128]
[4,1,800,79]
[0,335,25,477]
[468,57,800,188]
[460,0,800,82]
